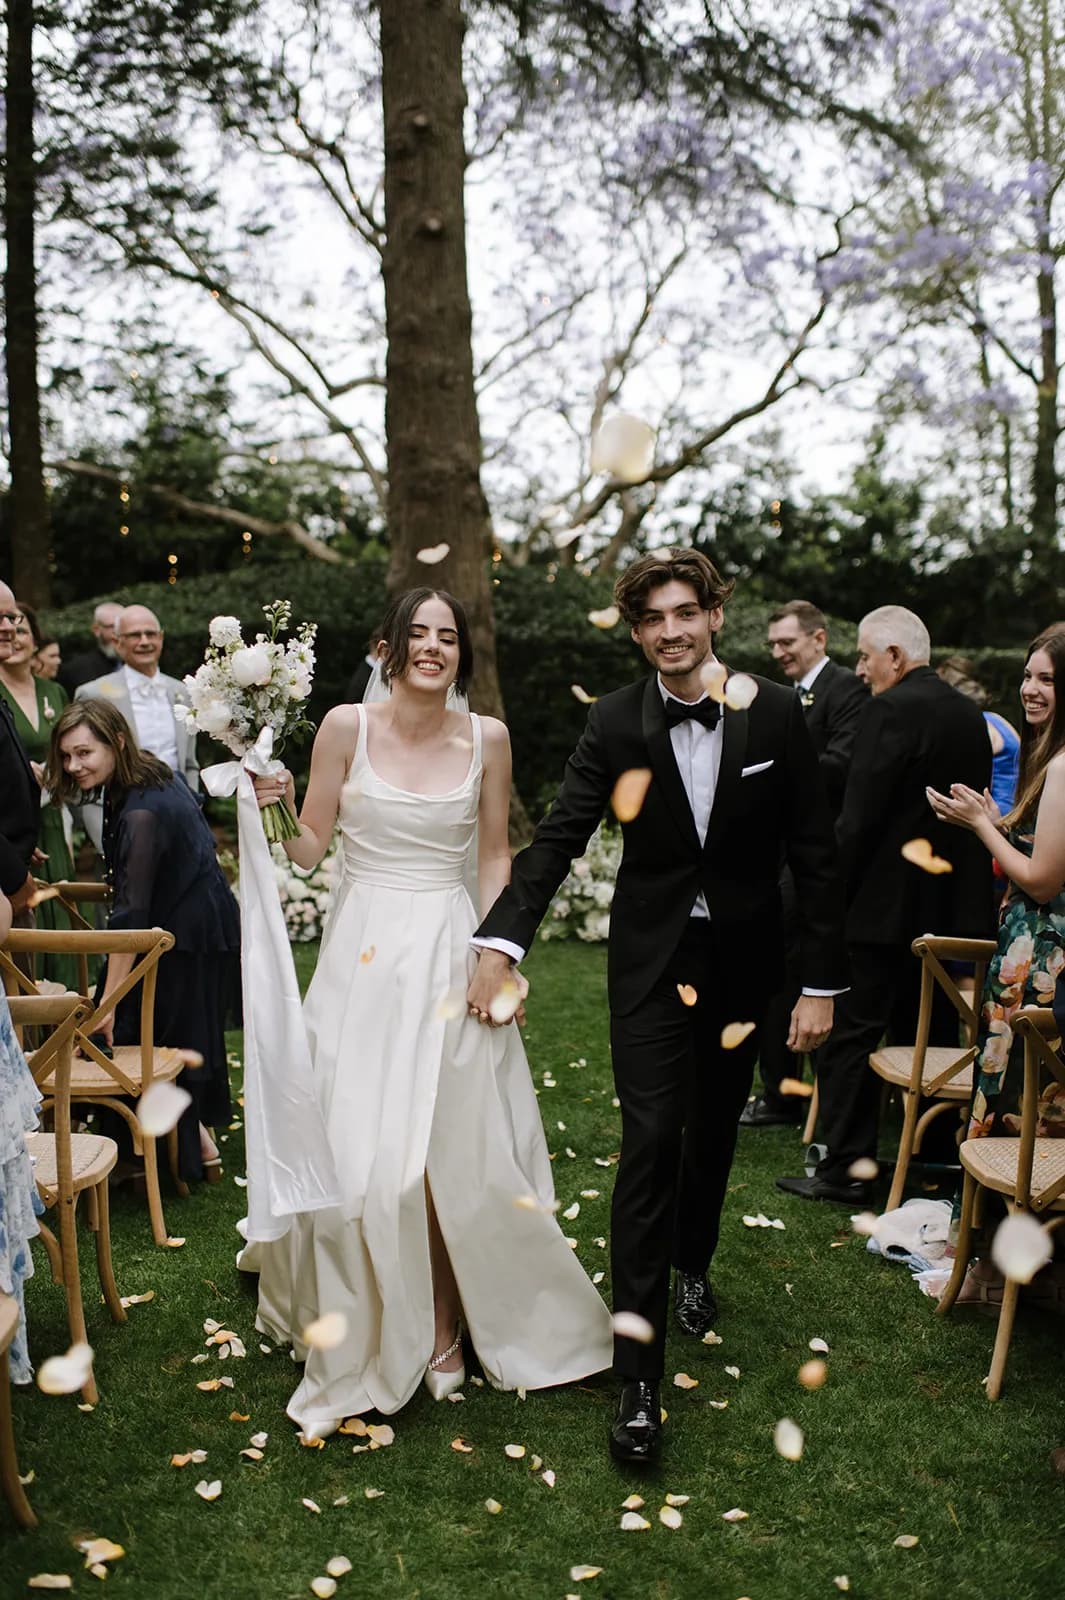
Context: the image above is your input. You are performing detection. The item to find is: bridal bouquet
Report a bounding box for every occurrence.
[178,600,316,843]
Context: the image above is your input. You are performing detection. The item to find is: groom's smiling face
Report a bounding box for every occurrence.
[631,580,721,692]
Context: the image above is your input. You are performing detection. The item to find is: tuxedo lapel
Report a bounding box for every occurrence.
[702,702,749,857]
[641,676,701,854]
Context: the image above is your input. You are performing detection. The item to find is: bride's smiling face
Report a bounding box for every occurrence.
[402,596,461,693]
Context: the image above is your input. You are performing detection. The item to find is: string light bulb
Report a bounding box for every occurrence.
[167,552,178,586]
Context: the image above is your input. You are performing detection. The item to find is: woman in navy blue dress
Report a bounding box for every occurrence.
[45,699,239,1180]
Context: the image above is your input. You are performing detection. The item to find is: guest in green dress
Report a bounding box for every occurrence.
[0,603,77,985]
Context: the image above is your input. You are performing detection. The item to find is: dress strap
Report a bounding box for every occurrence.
[469,712,483,770]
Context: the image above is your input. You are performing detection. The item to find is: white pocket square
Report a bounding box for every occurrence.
[741,760,774,777]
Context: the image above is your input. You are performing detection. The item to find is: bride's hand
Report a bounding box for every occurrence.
[926,782,993,831]
[251,769,295,811]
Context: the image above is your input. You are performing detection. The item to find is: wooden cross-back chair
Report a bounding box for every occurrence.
[1,926,189,1247]
[7,993,126,1408]
[937,1005,1065,1399]
[0,1290,36,1528]
[870,934,997,1211]
[24,879,110,995]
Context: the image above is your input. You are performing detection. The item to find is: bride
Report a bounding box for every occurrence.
[247,587,611,1436]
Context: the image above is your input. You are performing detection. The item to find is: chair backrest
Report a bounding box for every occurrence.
[34,881,112,991]
[907,934,998,1092]
[6,993,91,1202]
[1009,1007,1065,1213]
[1,928,175,1097]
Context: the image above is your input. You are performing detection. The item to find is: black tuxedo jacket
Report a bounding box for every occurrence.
[837,665,993,946]
[478,673,848,1017]
[802,659,868,814]
[0,694,39,895]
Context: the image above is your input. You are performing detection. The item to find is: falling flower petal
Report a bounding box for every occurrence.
[485,1497,503,1514]
[590,412,655,482]
[799,1358,828,1390]
[325,1559,352,1578]
[848,1157,879,1181]
[620,1511,651,1531]
[901,837,952,874]
[302,1311,348,1351]
[894,1534,919,1549]
[588,606,620,629]
[612,1311,655,1344]
[773,1418,805,1461]
[700,660,729,702]
[569,1568,603,1582]
[676,984,698,1007]
[137,1080,192,1136]
[195,1480,222,1501]
[611,768,653,823]
[504,1443,526,1459]
[310,1580,337,1600]
[673,1372,699,1389]
[722,1507,749,1521]
[991,1212,1053,1283]
[451,1437,474,1453]
[659,1506,683,1529]
[416,543,450,564]
[779,1076,814,1098]
[38,1341,94,1395]
[721,1021,756,1050]
[724,673,759,711]
[808,1338,829,1354]
[489,981,522,1024]
[571,684,597,705]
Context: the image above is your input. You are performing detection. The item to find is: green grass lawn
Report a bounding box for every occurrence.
[6,941,1064,1599]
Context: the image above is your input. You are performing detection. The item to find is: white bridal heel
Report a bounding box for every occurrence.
[424,1330,465,1400]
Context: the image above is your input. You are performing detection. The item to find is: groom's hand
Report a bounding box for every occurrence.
[787,995,834,1054]
[467,948,515,1025]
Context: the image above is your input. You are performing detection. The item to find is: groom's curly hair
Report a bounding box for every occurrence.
[614,547,735,627]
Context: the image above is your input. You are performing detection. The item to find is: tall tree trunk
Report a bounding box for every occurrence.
[378,0,502,719]
[3,0,51,605]
[1030,241,1059,552]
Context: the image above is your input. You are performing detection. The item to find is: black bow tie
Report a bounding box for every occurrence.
[664,697,720,729]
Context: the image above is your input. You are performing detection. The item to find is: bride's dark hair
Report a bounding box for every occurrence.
[378,588,474,696]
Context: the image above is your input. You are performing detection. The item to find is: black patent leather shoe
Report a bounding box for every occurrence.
[609,1380,662,1465]
[775,1173,872,1204]
[673,1271,718,1337]
[739,1095,802,1128]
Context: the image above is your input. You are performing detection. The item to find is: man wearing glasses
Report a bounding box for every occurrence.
[0,579,41,913]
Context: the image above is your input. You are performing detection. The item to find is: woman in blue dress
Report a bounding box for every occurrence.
[0,890,42,1383]
[44,699,240,1182]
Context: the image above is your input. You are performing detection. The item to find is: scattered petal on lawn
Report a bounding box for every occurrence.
[298,1432,325,1449]
[563,1202,580,1220]
[340,1416,368,1436]
[848,1157,879,1182]
[541,1469,557,1488]
[588,606,621,630]
[673,1372,699,1390]
[894,1534,920,1549]
[834,1578,851,1591]
[451,1437,474,1453]
[302,1498,322,1513]
[529,1453,542,1471]
[722,1507,749,1522]
[240,1448,264,1461]
[724,1366,741,1379]
[659,1506,683,1530]
[702,1329,723,1345]
[325,1559,352,1578]
[580,1189,600,1199]
[203,1318,221,1335]
[416,543,450,564]
[611,768,653,823]
[259,1343,273,1355]
[721,1021,756,1050]
[569,1568,603,1583]
[77,1403,95,1412]
[489,981,522,1024]
[665,1493,690,1506]
[333,1496,349,1507]
[196,1380,222,1392]
[250,1431,268,1448]
[364,1488,385,1500]
[311,1580,337,1600]
[565,1237,578,1249]
[808,1338,829,1354]
[901,837,952,875]
[991,1212,1053,1283]
[504,1443,526,1459]
[166,1237,186,1248]
[485,1498,503,1514]
[622,1494,645,1509]
[571,684,597,705]
[367,1423,394,1448]
[779,1076,814,1098]
[137,1080,192,1136]
[590,412,655,482]
[447,1391,464,1402]
[79,1539,124,1568]
[592,1271,605,1284]
[302,1311,349,1351]
[676,984,698,1007]
[724,673,758,710]
[195,1480,222,1501]
[233,1176,249,1189]
[708,1400,729,1410]
[38,1341,94,1395]
[594,1237,606,1248]
[119,1290,155,1308]
[612,1311,655,1344]
[28,1578,73,1591]
[799,1358,828,1390]
[773,1418,805,1461]
[620,1511,651,1531]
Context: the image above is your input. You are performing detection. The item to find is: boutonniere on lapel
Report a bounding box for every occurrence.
[800,689,816,710]
[43,700,55,721]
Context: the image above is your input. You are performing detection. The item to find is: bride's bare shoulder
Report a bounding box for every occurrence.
[317,703,360,748]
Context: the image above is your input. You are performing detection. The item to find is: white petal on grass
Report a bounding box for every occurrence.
[325,1558,352,1578]
[590,412,656,482]
[240,1448,264,1461]
[724,673,759,710]
[621,1493,645,1510]
[893,1534,920,1549]
[569,1567,603,1582]
[991,1212,1053,1283]
[302,1497,322,1513]
[310,1580,337,1600]
[541,1469,556,1488]
[416,543,450,564]
[504,1443,526,1459]
[659,1505,683,1529]
[364,1488,385,1499]
[302,1311,348,1351]
[834,1579,851,1592]
[489,981,522,1024]
[580,1189,600,1199]
[27,1579,73,1591]
[485,1497,503,1514]
[119,1290,155,1308]
[722,1507,749,1521]
[250,1431,268,1448]
[137,1080,192,1136]
[702,1330,722,1346]
[721,1021,756,1050]
[563,1202,580,1220]
[808,1338,829,1354]
[592,1271,605,1284]
[672,1372,699,1390]
[773,1418,805,1461]
[708,1399,729,1410]
[37,1341,94,1395]
[79,1538,124,1568]
[195,1480,222,1501]
[620,1511,651,1531]
[665,1493,689,1506]
[611,1311,655,1344]
[367,1423,394,1448]
[724,1365,741,1379]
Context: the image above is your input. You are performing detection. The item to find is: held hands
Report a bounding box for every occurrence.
[466,949,529,1028]
[252,768,296,813]
[787,994,834,1054]
[926,783,1000,832]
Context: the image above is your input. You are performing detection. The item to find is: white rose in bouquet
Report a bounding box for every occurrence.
[231,643,274,688]
[209,615,243,648]
[196,696,234,737]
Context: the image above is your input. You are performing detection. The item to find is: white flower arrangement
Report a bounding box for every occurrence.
[227,839,341,942]
[178,601,317,843]
[541,823,622,943]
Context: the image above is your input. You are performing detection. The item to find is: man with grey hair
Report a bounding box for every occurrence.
[59,599,124,694]
[777,603,994,1203]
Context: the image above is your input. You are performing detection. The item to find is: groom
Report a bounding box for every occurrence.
[468,548,846,1465]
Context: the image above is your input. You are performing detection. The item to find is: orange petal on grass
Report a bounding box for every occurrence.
[676,984,698,1007]
[672,1372,699,1390]
[611,768,652,823]
[229,1410,250,1422]
[119,1290,155,1308]
[571,684,597,704]
[721,1021,756,1050]
[901,837,952,874]
[451,1437,474,1453]
[240,1448,264,1461]
[339,1416,368,1436]
[366,1424,395,1448]
[779,1076,814,1098]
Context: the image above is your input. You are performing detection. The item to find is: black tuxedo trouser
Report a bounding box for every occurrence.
[813,941,957,1183]
[756,868,807,1115]
[609,920,766,1381]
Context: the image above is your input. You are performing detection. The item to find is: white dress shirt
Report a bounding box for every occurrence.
[797,654,831,694]
[123,664,180,769]
[659,678,721,919]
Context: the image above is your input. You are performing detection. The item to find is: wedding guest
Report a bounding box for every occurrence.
[33,633,61,681]
[0,604,77,984]
[937,654,1021,814]
[0,890,43,1385]
[76,604,199,790]
[0,579,40,918]
[45,699,239,1183]
[742,599,867,1128]
[247,588,612,1439]
[58,600,123,695]
[777,605,994,1206]
[468,549,846,1466]
[346,627,383,702]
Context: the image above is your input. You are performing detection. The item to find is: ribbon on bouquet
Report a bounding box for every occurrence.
[203,726,339,1242]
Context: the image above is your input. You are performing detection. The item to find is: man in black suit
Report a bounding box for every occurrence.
[777,604,993,1204]
[467,549,847,1465]
[58,599,122,695]
[742,600,867,1127]
[0,579,42,912]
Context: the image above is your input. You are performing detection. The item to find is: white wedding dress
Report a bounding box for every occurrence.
[251,711,612,1434]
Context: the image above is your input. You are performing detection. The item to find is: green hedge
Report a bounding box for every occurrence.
[41,558,1029,815]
